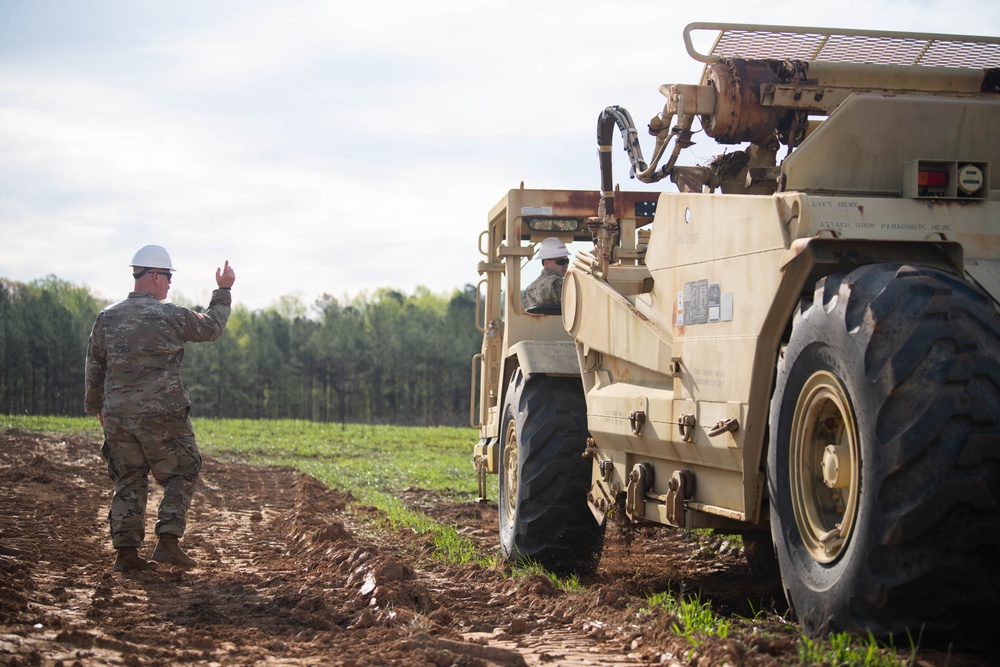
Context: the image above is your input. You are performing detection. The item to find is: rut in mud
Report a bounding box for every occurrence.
[0,429,989,666]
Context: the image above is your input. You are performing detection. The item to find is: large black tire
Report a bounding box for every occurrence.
[768,264,1000,647]
[499,369,604,575]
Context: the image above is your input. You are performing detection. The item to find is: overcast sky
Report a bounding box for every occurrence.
[2,1,998,312]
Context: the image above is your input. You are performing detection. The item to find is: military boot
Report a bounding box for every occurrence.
[113,547,158,572]
[152,533,197,569]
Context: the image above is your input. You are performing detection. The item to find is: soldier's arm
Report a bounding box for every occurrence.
[178,289,232,343]
[84,314,107,416]
[177,261,236,342]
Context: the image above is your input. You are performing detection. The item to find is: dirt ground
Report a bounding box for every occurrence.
[0,430,991,666]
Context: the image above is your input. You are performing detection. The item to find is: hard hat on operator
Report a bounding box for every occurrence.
[129,245,175,272]
[536,238,569,261]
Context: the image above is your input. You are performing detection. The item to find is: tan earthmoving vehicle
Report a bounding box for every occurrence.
[472,187,657,574]
[473,23,1000,644]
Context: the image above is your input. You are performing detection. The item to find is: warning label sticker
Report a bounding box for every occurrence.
[682,280,733,326]
[708,283,721,322]
[685,279,709,325]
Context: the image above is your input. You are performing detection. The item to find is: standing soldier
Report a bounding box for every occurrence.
[85,245,236,572]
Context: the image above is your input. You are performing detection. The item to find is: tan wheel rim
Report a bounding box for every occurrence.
[789,370,860,564]
[502,419,519,532]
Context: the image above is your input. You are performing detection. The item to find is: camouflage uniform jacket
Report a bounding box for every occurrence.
[523,269,563,310]
[85,289,232,418]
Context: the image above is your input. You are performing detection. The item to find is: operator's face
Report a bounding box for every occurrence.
[544,257,569,277]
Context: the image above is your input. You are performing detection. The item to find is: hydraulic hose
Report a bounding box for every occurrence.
[597,105,695,212]
[597,106,648,216]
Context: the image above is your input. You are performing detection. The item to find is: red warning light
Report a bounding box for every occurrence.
[918,170,949,187]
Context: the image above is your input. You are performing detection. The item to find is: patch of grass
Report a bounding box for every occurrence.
[554,573,585,593]
[645,591,729,646]
[193,419,479,502]
[508,558,585,592]
[477,552,509,572]
[509,557,547,578]
[3,415,102,439]
[798,630,912,667]
[644,588,910,667]
[432,526,480,565]
[735,599,771,623]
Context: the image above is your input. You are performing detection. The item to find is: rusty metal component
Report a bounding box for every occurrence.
[598,24,1000,201]
[676,414,697,443]
[587,490,609,522]
[666,470,694,526]
[707,418,739,437]
[625,463,654,520]
[629,410,646,435]
[701,58,785,145]
[599,458,614,482]
[474,453,490,502]
[635,113,696,184]
[596,202,619,270]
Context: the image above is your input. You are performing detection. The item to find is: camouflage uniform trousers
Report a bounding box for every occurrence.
[100,408,202,548]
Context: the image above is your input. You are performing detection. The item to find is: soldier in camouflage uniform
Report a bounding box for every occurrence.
[85,244,236,572]
[523,237,570,311]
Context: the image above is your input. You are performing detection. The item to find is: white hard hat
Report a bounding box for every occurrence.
[130,245,174,271]
[536,237,568,260]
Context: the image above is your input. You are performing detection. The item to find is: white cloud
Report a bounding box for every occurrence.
[1,0,999,311]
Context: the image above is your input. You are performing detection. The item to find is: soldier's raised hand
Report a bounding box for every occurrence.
[216,260,236,289]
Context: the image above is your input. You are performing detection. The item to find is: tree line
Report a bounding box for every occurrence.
[1,276,482,426]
